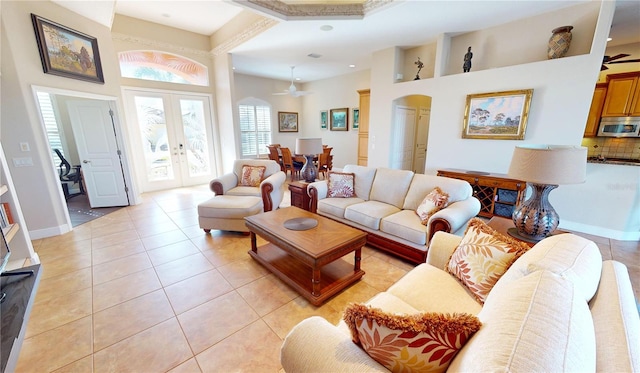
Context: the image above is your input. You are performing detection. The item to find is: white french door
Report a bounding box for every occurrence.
[123,89,216,192]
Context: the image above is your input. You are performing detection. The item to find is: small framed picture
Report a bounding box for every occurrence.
[330,108,349,131]
[320,110,328,129]
[278,111,298,132]
[462,89,533,140]
[352,108,360,130]
[31,14,104,84]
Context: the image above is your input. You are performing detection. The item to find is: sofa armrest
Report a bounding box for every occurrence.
[281,316,388,373]
[261,171,286,211]
[427,197,481,238]
[209,173,238,195]
[308,180,328,213]
[426,231,463,269]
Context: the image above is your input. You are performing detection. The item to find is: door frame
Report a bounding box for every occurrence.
[121,86,219,192]
[31,85,139,232]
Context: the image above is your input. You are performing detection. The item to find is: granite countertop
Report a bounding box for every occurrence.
[587,157,640,166]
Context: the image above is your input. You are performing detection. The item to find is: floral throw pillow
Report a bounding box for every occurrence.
[446,218,530,303]
[415,187,449,225]
[240,165,266,187]
[343,303,481,373]
[327,172,355,198]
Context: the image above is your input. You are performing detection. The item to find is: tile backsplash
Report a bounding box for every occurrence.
[581,137,640,159]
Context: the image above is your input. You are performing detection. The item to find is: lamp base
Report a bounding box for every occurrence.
[300,154,317,183]
[511,183,559,242]
[507,227,541,244]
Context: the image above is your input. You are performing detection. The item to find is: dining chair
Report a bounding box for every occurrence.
[267,145,284,171]
[317,151,330,179]
[322,146,333,171]
[280,147,302,181]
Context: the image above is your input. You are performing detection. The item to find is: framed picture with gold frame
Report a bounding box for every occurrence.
[462,89,533,140]
[330,108,349,131]
[278,111,298,132]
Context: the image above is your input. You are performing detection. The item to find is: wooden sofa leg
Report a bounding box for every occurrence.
[203,229,211,233]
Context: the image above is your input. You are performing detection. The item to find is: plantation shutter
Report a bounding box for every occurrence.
[36,92,65,163]
[239,104,272,158]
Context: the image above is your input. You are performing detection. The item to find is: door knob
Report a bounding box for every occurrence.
[82,160,91,164]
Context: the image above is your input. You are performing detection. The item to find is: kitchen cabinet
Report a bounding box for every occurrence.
[601,72,640,117]
[584,83,607,137]
[437,169,526,219]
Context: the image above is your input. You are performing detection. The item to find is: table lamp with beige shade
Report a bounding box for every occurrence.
[507,144,587,242]
[296,138,323,183]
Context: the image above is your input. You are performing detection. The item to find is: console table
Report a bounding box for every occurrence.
[437,168,526,219]
[1,264,41,373]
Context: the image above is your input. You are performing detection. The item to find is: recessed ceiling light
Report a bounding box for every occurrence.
[308,53,322,59]
[349,64,356,68]
[161,13,171,18]
[320,25,333,31]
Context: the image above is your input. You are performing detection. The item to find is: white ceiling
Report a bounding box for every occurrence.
[52,0,640,83]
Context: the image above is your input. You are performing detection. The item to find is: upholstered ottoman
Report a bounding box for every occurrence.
[198,195,263,233]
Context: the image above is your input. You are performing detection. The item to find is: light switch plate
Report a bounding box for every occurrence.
[19,142,30,151]
[13,157,34,167]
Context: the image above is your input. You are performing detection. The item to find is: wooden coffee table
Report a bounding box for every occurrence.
[245,207,366,306]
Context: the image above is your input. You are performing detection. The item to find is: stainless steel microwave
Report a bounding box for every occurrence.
[597,117,640,137]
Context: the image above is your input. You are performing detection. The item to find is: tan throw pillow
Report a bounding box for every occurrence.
[240,165,266,187]
[327,171,355,198]
[343,303,481,373]
[446,218,530,303]
[416,187,449,225]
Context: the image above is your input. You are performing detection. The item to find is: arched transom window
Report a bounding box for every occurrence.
[118,50,208,86]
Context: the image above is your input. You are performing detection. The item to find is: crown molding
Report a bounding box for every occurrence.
[236,0,394,20]
[210,17,278,56]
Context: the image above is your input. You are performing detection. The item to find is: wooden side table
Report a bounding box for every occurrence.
[288,181,312,211]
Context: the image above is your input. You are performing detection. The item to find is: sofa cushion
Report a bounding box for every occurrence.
[380,210,427,245]
[388,263,483,316]
[415,187,449,224]
[403,174,473,210]
[369,168,414,208]
[327,171,355,197]
[446,218,530,303]
[449,270,596,372]
[496,233,602,302]
[345,201,400,230]
[226,186,261,197]
[318,197,365,219]
[239,164,266,187]
[343,303,481,373]
[343,165,377,201]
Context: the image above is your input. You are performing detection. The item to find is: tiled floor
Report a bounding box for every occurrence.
[15,184,640,372]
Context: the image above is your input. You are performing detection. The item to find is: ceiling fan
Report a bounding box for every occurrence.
[601,54,640,70]
[273,66,312,97]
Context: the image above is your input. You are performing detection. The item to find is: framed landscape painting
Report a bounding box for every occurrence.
[330,108,349,131]
[352,108,360,130]
[462,89,533,140]
[278,111,298,132]
[31,14,105,84]
[320,110,328,129]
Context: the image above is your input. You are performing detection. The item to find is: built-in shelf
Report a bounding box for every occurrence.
[3,224,19,243]
[0,185,8,196]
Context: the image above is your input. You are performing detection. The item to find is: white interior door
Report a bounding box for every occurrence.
[67,100,129,208]
[124,89,215,192]
[413,108,430,174]
[391,106,416,170]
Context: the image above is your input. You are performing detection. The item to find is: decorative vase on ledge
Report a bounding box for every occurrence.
[547,25,573,59]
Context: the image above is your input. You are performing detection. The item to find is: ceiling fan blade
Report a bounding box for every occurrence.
[606,53,630,62]
[607,59,640,64]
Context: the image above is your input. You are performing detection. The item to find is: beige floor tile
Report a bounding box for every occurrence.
[93,268,161,312]
[195,320,282,372]
[128,210,173,226]
[93,318,193,373]
[16,316,93,373]
[90,221,137,239]
[236,273,299,316]
[177,291,259,354]
[35,267,92,303]
[164,269,233,315]
[93,290,175,351]
[197,240,251,268]
[611,243,640,265]
[146,240,200,266]
[262,296,340,339]
[323,280,384,317]
[135,220,181,238]
[597,242,613,260]
[154,252,215,287]
[359,255,410,291]
[167,209,200,228]
[92,251,152,285]
[91,229,139,250]
[167,358,202,373]
[36,239,92,263]
[52,355,93,373]
[26,287,93,338]
[141,229,189,251]
[91,239,146,266]
[217,256,270,288]
[181,224,207,239]
[40,252,92,280]
[155,198,199,213]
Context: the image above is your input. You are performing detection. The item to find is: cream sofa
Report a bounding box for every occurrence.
[281,232,640,372]
[308,165,481,263]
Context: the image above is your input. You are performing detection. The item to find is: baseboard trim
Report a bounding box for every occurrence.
[560,221,640,241]
[29,224,71,240]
